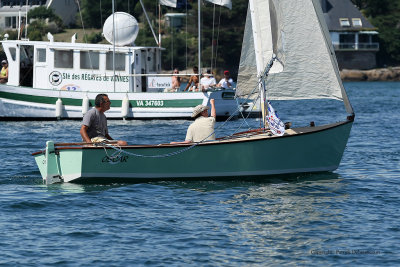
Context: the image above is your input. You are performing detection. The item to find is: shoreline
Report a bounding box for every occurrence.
[340,67,400,81]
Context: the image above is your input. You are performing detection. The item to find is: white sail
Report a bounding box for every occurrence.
[205,0,232,9]
[159,0,177,8]
[236,0,354,114]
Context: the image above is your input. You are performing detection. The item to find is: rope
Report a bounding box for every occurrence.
[76,0,95,74]
[99,57,278,159]
[211,4,216,71]
[214,6,222,70]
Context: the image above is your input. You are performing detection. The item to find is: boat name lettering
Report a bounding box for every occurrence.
[102,155,129,163]
[136,100,164,107]
[60,73,129,83]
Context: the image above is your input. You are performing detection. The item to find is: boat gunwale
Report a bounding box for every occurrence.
[31,119,353,156]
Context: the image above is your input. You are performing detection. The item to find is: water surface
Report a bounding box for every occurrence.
[0,82,399,266]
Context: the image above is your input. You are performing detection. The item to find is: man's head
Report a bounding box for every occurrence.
[193,66,198,73]
[205,69,212,76]
[95,94,111,112]
[192,104,209,119]
[1,60,7,66]
[173,68,179,74]
[224,70,230,77]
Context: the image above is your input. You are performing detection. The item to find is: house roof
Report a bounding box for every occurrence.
[320,0,376,31]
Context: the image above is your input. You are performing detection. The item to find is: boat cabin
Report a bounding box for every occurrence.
[1,38,162,92]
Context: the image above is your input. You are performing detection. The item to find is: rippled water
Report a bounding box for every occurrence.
[1,82,399,266]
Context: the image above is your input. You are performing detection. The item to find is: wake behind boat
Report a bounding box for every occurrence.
[32,0,355,184]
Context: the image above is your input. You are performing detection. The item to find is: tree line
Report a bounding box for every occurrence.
[79,0,400,71]
[1,0,399,72]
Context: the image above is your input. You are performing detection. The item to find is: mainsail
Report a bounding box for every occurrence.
[236,0,354,115]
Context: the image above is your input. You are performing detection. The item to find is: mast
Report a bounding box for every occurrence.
[248,0,267,127]
[112,0,116,92]
[25,0,28,39]
[198,0,202,89]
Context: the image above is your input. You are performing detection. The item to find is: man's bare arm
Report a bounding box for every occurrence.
[210,99,216,118]
[80,125,91,143]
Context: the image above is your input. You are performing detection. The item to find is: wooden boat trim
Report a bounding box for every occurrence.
[31,119,353,156]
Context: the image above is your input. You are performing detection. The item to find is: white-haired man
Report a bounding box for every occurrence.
[171,99,216,144]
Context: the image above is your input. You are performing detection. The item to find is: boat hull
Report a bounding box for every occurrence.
[33,121,353,184]
[0,85,239,119]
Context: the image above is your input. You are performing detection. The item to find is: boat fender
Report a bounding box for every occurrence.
[82,95,90,115]
[55,98,63,119]
[121,95,130,118]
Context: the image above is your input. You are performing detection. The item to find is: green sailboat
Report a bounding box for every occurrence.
[33,0,354,184]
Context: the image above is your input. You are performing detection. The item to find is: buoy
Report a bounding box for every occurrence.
[55,98,63,119]
[82,95,90,115]
[121,95,130,119]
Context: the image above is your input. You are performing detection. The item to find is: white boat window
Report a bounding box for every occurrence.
[36,48,46,62]
[80,51,99,69]
[8,47,16,61]
[54,50,73,68]
[106,52,125,71]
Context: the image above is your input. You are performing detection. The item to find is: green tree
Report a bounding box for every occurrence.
[352,0,400,65]
[79,0,139,28]
[28,6,63,28]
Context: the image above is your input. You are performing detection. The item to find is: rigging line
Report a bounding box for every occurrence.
[101,103,245,159]
[214,5,222,70]
[211,4,216,71]
[76,0,94,73]
[99,0,102,26]
[170,7,173,70]
[98,57,279,159]
[185,0,188,72]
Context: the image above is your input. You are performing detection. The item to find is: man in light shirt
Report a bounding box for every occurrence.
[200,69,216,90]
[171,99,216,144]
[217,70,233,89]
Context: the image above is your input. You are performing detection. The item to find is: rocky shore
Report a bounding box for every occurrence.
[340,67,400,81]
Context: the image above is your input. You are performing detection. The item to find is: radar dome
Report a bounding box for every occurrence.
[103,12,139,46]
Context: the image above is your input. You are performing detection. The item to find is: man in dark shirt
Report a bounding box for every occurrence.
[80,94,127,146]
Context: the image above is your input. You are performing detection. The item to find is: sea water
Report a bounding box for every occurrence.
[0,82,399,266]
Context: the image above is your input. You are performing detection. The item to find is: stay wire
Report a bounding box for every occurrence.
[100,57,277,158]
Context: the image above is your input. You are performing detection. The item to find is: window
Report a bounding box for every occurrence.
[359,34,369,43]
[106,52,125,71]
[352,18,362,27]
[339,33,355,43]
[80,51,99,69]
[9,47,16,61]
[5,16,17,28]
[54,50,73,68]
[36,48,46,62]
[339,18,350,27]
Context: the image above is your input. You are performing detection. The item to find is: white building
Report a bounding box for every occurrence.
[0,0,78,30]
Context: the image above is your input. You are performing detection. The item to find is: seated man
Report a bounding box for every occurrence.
[0,60,8,84]
[171,99,216,144]
[80,94,127,146]
[184,66,200,92]
[200,69,216,90]
[217,70,233,89]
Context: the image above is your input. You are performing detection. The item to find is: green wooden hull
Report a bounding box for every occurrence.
[33,121,353,184]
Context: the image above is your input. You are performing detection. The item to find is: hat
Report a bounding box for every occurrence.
[1,60,7,64]
[205,69,211,76]
[192,104,209,118]
[224,70,229,75]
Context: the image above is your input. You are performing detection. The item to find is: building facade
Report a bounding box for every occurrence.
[0,0,78,31]
[321,0,379,70]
